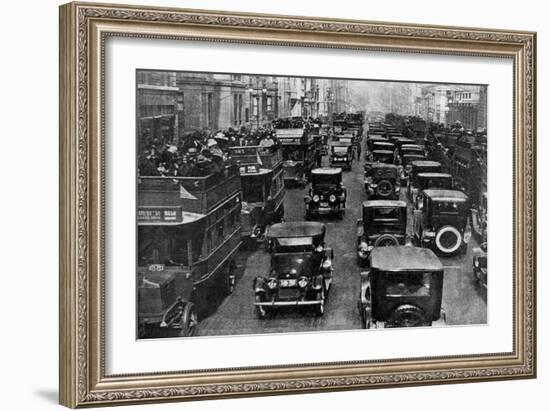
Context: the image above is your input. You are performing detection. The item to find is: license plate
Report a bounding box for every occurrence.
[320,202,329,207]
[279,279,297,287]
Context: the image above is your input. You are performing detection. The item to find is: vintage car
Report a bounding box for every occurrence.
[364,163,400,200]
[412,189,472,256]
[367,127,386,137]
[358,246,445,329]
[329,141,353,170]
[408,172,453,205]
[254,222,334,318]
[367,149,395,165]
[389,136,414,148]
[366,135,387,152]
[399,153,427,182]
[397,144,425,163]
[356,200,407,267]
[370,141,395,155]
[304,167,347,219]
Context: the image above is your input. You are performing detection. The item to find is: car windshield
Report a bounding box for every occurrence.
[282,147,304,162]
[312,172,341,185]
[276,237,313,247]
[402,147,423,154]
[420,177,452,189]
[385,272,432,297]
[372,207,402,223]
[138,226,190,267]
[373,153,393,163]
[333,146,348,154]
[433,200,465,215]
[272,252,312,274]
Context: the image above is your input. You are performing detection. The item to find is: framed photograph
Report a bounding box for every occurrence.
[59,2,536,408]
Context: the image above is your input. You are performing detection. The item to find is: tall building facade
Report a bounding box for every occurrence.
[136,71,183,152]
[446,85,486,130]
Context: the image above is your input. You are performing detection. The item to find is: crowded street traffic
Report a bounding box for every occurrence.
[136,72,487,339]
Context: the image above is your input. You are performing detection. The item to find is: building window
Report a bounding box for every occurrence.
[267,96,273,112]
[207,93,213,126]
[253,97,259,116]
[245,107,249,123]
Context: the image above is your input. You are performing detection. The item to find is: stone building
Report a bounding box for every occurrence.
[176,73,253,132]
[136,70,184,151]
[446,86,487,130]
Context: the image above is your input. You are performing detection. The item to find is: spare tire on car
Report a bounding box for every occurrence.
[387,304,425,327]
[375,179,393,197]
[435,225,462,255]
[374,233,399,248]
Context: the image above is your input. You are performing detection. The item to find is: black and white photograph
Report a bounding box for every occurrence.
[136,70,488,339]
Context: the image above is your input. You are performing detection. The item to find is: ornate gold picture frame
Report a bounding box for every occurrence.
[59,2,536,408]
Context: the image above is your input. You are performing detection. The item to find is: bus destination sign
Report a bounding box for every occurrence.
[137,207,183,223]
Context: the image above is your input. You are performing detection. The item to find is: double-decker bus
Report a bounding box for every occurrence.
[228,145,285,245]
[137,165,242,338]
[274,118,317,186]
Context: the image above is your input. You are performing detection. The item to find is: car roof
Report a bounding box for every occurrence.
[372,150,394,155]
[330,141,352,146]
[417,172,452,178]
[312,167,341,175]
[373,141,394,146]
[370,163,398,169]
[370,246,443,271]
[267,222,325,238]
[412,160,441,167]
[423,189,469,201]
[401,144,423,149]
[403,153,425,158]
[363,200,407,208]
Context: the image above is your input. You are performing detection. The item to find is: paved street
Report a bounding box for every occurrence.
[199,140,487,336]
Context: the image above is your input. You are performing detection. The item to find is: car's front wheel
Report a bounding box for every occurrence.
[178,303,198,337]
[315,288,325,317]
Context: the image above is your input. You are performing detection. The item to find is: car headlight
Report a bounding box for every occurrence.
[329,194,337,203]
[358,241,369,252]
[267,277,278,289]
[297,276,309,288]
[313,194,320,202]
